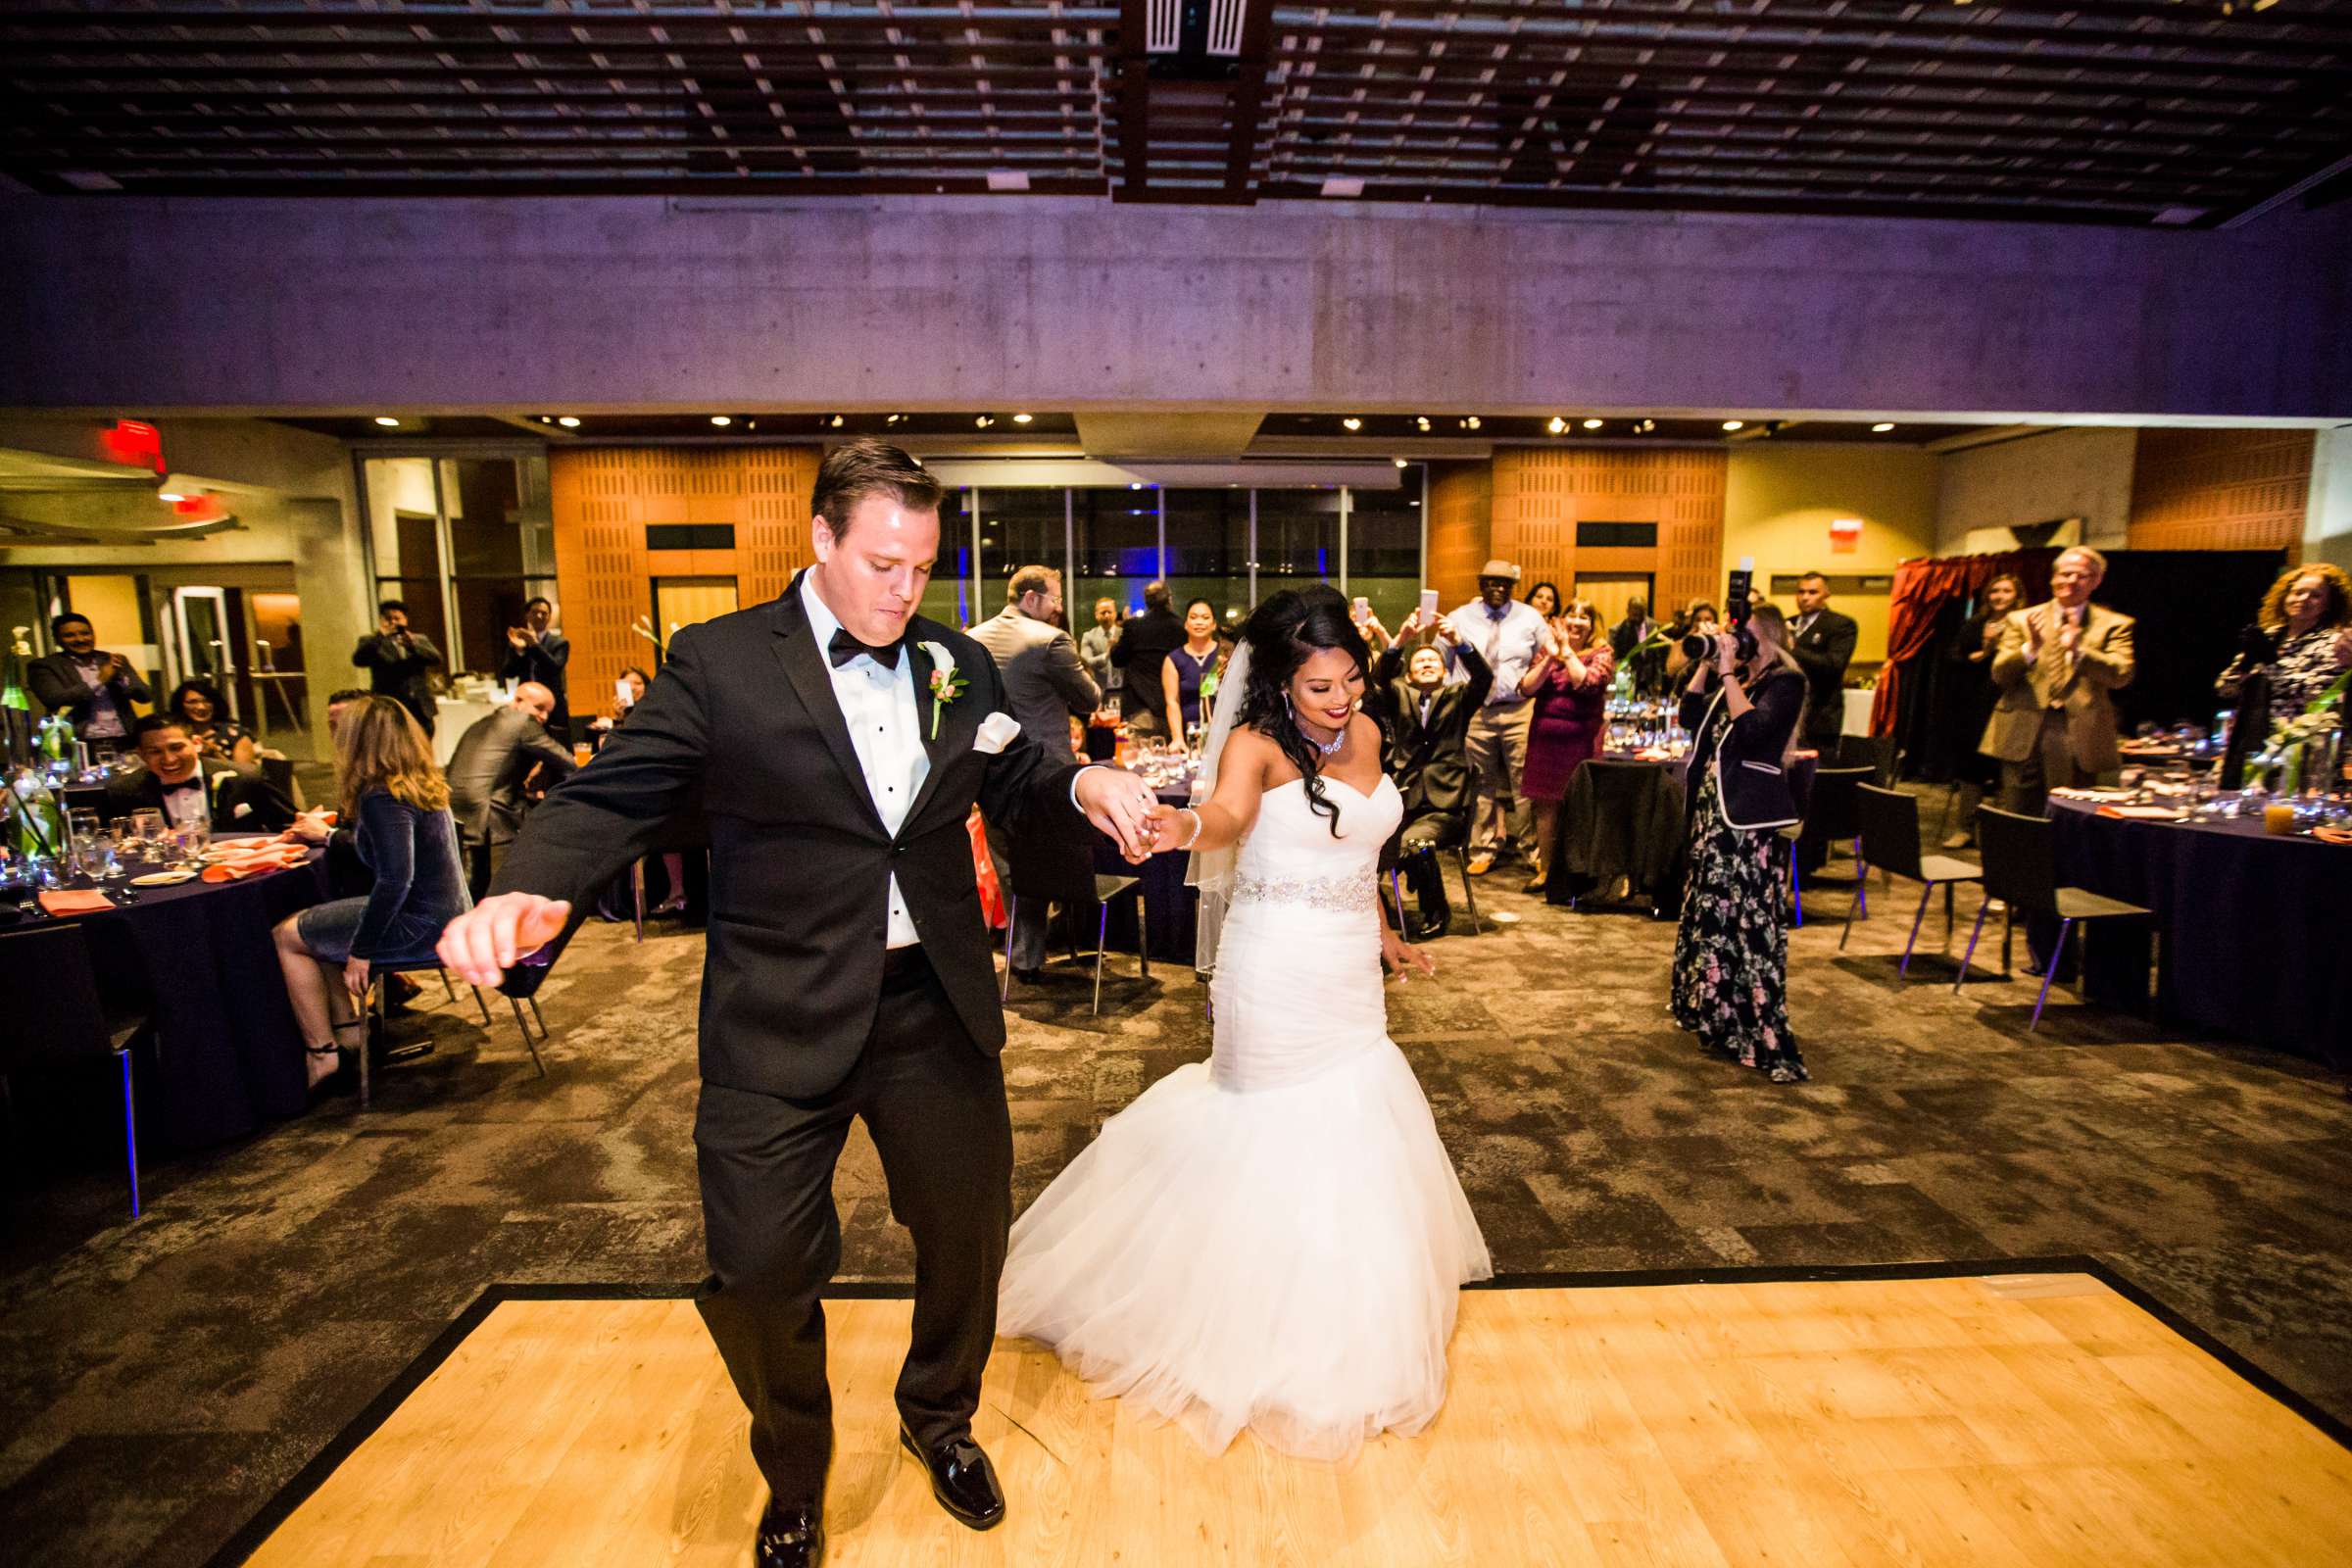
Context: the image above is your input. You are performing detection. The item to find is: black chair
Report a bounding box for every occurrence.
[1785,763,1874,928]
[1956,806,2151,1031]
[0,925,149,1217]
[1385,811,1484,936]
[1842,784,1983,975]
[1837,733,1903,788]
[998,826,1147,1014]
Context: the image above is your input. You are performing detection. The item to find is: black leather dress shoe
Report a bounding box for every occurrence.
[1009,965,1045,986]
[899,1427,1005,1530]
[755,1502,822,1568]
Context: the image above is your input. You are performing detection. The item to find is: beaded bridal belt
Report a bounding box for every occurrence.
[1227,870,1379,913]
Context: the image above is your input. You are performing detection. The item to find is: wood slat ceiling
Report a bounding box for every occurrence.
[4,1,2348,226]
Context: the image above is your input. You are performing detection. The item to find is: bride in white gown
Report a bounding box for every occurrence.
[997,588,1493,1462]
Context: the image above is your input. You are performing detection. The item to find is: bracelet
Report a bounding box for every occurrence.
[1173,808,1204,852]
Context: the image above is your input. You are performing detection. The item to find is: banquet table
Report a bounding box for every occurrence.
[1090,782,1198,963]
[4,841,333,1148]
[2047,797,2349,1067]
[1544,751,1821,914]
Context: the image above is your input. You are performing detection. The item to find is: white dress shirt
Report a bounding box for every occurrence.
[1446,597,1554,708]
[801,575,928,950]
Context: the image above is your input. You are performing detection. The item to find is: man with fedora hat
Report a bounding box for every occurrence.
[1446,561,1557,876]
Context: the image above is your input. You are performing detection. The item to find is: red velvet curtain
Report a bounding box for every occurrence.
[1869,549,2055,736]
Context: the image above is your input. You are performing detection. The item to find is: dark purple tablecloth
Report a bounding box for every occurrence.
[24,842,333,1148]
[2048,798,2349,1067]
[1089,784,1197,963]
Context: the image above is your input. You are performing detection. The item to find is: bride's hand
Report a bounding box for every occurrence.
[1140,802,1193,857]
[1381,929,1435,982]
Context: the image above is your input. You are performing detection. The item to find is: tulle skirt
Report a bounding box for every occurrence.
[997,904,1493,1461]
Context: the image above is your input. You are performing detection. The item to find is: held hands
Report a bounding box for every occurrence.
[1075,766,1160,863]
[437,892,572,985]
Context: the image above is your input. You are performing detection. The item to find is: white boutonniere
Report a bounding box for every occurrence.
[921,640,967,739]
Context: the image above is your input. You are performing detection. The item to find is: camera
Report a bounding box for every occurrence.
[1680,566,1758,662]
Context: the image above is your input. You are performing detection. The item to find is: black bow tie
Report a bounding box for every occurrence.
[828,627,902,670]
[160,776,204,794]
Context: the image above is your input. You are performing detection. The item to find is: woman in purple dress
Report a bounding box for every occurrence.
[1519,597,1615,892]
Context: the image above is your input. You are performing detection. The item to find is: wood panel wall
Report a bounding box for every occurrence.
[2127,428,2314,554]
[1491,448,1728,613]
[549,446,820,716]
[1424,459,1494,608]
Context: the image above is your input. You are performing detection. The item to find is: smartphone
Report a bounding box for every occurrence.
[614,676,634,707]
[1418,588,1440,619]
[1351,596,1371,622]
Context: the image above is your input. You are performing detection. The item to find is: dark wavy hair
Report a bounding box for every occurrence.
[1237,587,1375,839]
[168,677,231,726]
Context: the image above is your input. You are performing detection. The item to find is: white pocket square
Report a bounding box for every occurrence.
[973,711,1022,755]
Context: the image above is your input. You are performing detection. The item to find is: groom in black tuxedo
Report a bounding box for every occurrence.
[440,440,1159,1568]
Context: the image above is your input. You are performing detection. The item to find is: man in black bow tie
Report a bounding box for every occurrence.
[105,713,296,834]
[440,439,1159,1568]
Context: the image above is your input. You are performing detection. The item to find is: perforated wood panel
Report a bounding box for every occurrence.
[1491,448,1727,616]
[1425,459,1494,609]
[549,446,821,714]
[2127,429,2315,555]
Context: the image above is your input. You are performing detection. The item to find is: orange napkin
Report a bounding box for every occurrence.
[202,845,309,881]
[38,888,116,915]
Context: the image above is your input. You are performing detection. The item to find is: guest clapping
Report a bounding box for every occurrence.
[1372,609,1491,939]
[26,612,151,754]
[1517,598,1615,894]
[167,678,259,768]
[271,697,470,1091]
[1983,547,2134,815]
[2217,564,2352,732]
[1672,605,1809,1083]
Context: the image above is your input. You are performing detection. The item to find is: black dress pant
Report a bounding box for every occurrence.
[693,947,1013,1510]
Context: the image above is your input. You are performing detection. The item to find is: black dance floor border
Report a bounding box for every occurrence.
[201,1254,2351,1568]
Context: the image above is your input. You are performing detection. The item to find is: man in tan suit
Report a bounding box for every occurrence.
[1983,547,2136,815]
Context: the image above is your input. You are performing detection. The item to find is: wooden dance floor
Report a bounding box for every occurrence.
[239,1270,2352,1567]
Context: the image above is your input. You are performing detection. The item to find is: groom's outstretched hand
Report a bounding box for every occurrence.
[439,892,572,985]
[1075,766,1161,863]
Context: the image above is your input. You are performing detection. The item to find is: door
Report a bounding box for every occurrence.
[1572,573,1655,631]
[172,587,237,716]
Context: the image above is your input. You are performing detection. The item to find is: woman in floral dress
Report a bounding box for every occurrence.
[1671,603,1810,1083]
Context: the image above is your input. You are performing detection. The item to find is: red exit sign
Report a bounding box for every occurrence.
[97,418,166,474]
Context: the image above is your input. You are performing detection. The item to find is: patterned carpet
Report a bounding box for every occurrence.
[3,860,2349,1567]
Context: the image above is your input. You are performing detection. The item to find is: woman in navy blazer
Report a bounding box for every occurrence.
[1671,604,1810,1083]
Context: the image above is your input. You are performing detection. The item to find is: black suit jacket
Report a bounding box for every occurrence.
[501,631,571,737]
[445,707,577,847]
[103,762,297,835]
[1787,608,1857,747]
[1372,643,1492,816]
[1681,669,1806,832]
[351,631,444,733]
[1107,609,1185,723]
[492,575,1088,1099]
[26,651,152,728]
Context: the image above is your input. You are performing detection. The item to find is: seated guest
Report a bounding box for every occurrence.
[167,678,259,767]
[106,713,296,834]
[272,696,469,1090]
[1518,597,1616,893]
[26,612,151,756]
[586,666,653,741]
[1372,608,1492,939]
[2216,563,2352,740]
[1163,597,1226,749]
[445,680,579,899]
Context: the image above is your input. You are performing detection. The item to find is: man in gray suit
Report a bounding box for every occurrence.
[970,564,1101,981]
[445,680,578,898]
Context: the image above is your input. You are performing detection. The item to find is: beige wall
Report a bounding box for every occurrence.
[1935,427,2137,555]
[1723,444,1940,664]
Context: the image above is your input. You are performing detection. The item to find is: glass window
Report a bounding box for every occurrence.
[1164,489,1251,632]
[921,489,979,629]
[1254,487,1342,592]
[974,487,1069,626]
[1074,487,1163,616]
[1346,470,1424,634]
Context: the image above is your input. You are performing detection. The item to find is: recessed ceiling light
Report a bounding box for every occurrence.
[1415,416,1431,432]
[975,415,995,428]
[1546,416,1567,434]
[828,414,845,428]
[1721,419,1744,431]
[1394,458,1409,468]
[557,416,581,428]
[1129,481,1144,490]
[886,414,902,424]
[710,415,732,427]
[1012,413,1033,424]
[157,491,185,502]
[372,416,401,427]
[1463,416,1481,431]
[1321,176,1365,198]
[1582,418,1603,430]
[1342,416,1362,431]
[1871,421,1896,433]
